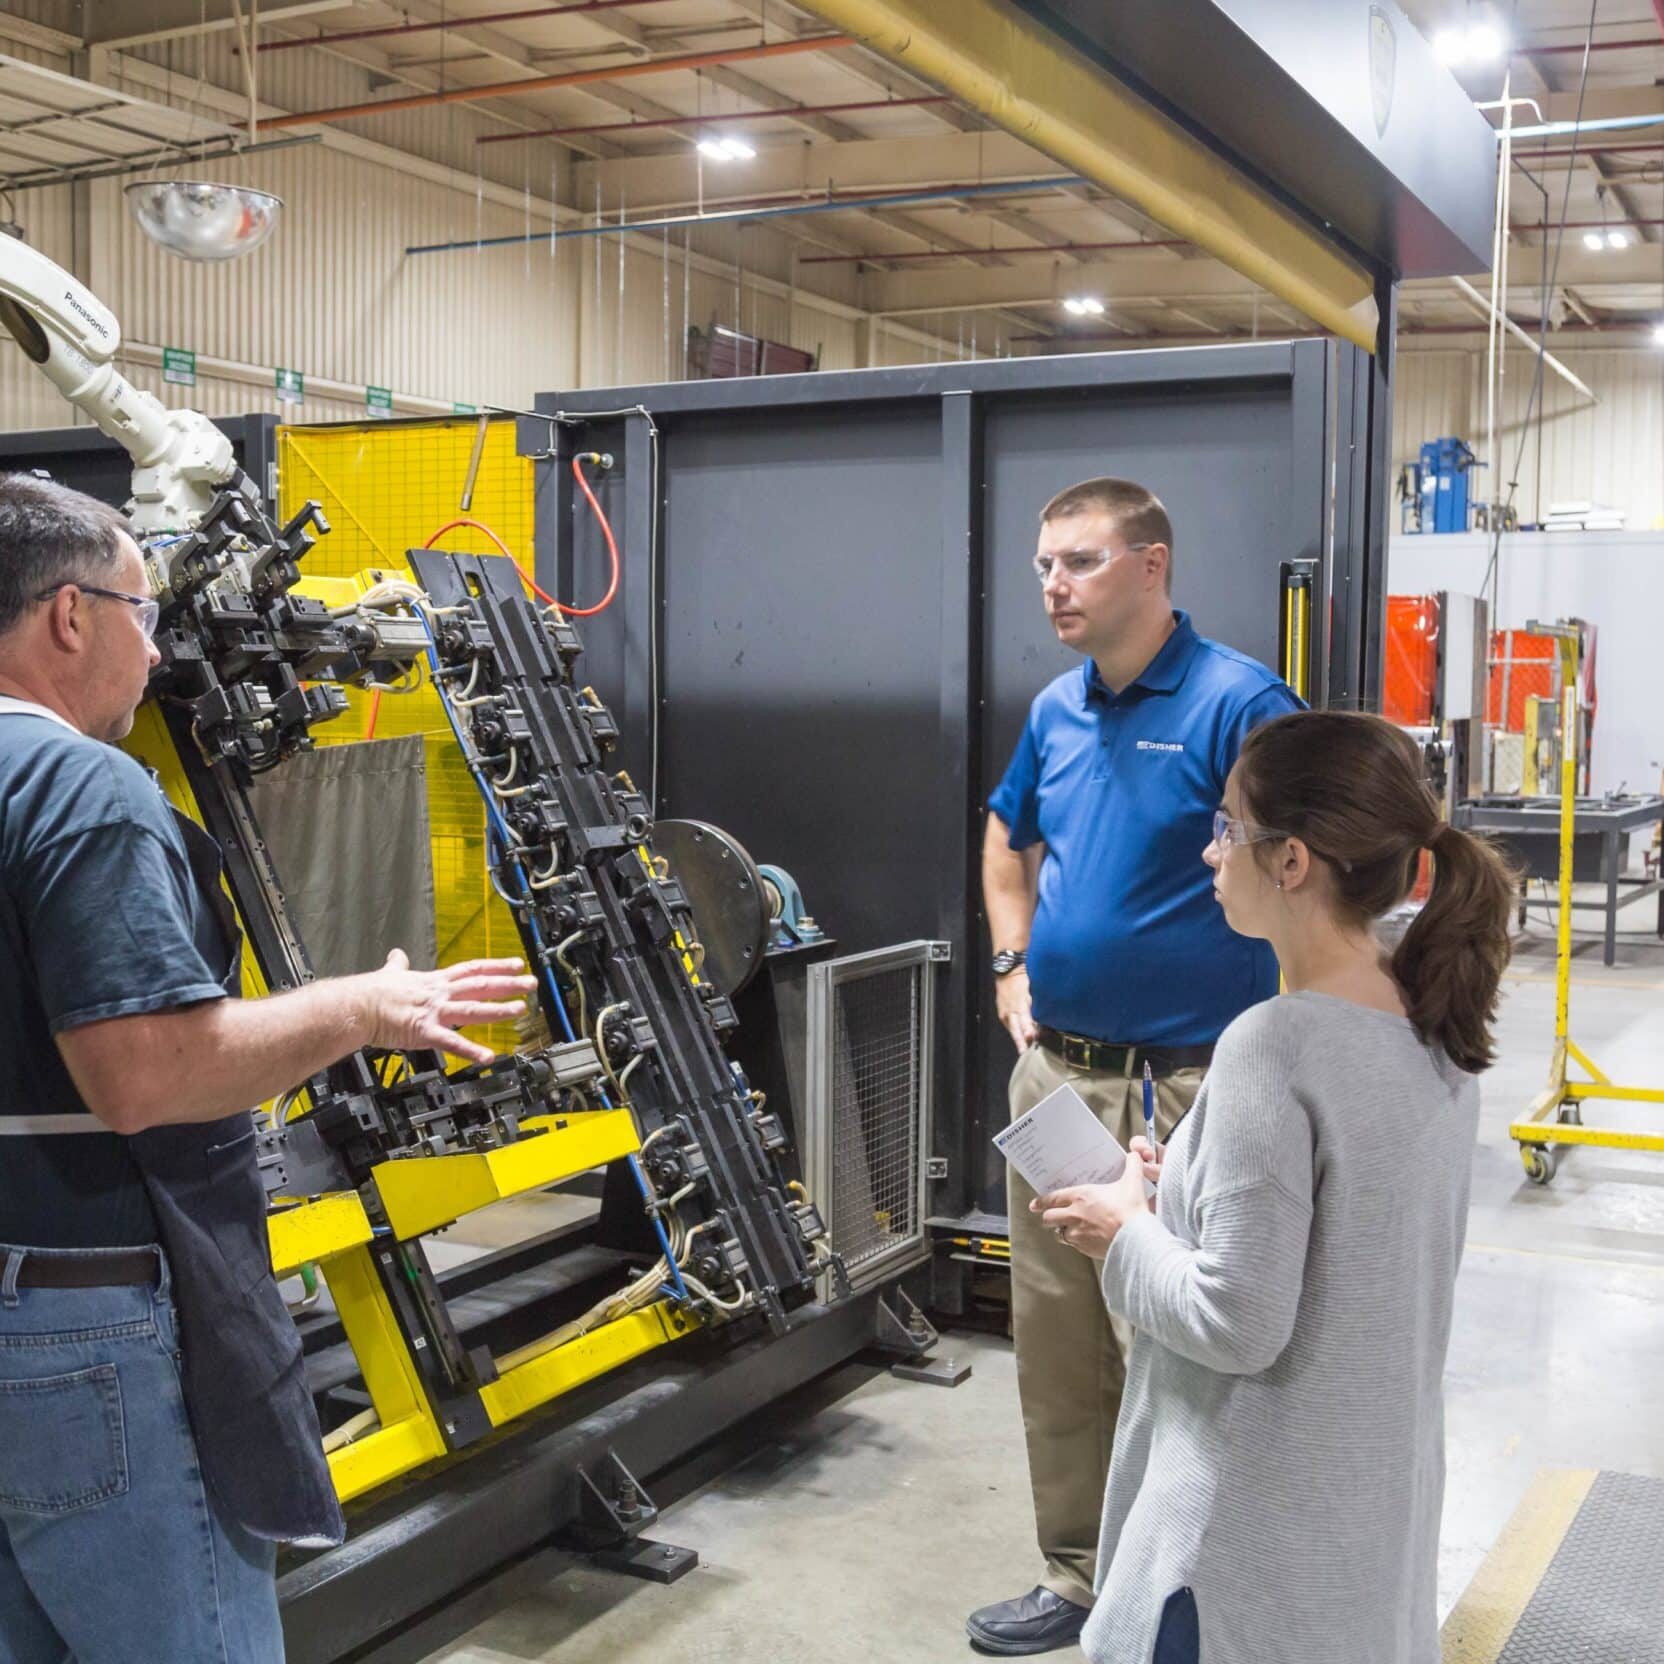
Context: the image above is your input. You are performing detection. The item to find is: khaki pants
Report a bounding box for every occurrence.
[1006,1042,1204,1607]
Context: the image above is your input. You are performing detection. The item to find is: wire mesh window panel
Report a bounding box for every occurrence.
[829,965,922,1277]
[805,942,945,1294]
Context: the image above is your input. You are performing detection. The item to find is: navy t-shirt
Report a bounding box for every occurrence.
[0,706,229,1247]
[988,612,1301,1047]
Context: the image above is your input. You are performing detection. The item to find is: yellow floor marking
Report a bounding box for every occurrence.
[1441,1469,1597,1663]
[1467,1240,1664,1278]
[1502,971,1664,992]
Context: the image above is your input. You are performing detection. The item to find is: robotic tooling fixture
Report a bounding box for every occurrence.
[0,227,844,1518]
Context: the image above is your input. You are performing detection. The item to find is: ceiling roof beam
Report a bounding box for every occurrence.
[258,11,591,148]
[573,127,1061,207]
[797,232,1189,265]
[85,0,354,51]
[720,0,982,131]
[259,35,852,131]
[475,94,954,146]
[248,0,686,54]
[1490,86,1664,125]
[869,241,1664,315]
[548,0,865,144]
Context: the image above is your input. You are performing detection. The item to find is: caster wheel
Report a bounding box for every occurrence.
[1521,1145,1558,1186]
[1558,1105,1582,1127]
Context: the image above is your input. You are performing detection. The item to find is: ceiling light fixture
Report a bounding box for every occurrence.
[1465,23,1503,62]
[123,180,282,262]
[1062,295,1106,317]
[1606,229,1629,249]
[1653,322,1664,348]
[696,135,756,163]
[1433,11,1506,67]
[1581,230,1606,252]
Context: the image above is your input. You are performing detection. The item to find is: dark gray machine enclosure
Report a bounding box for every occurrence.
[1015,0,1498,278]
[527,340,1390,1223]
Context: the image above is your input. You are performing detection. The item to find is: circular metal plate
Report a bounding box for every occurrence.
[651,819,770,998]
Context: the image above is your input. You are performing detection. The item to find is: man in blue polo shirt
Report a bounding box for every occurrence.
[967,477,1299,1657]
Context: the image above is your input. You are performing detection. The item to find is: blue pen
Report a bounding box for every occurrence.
[1141,1060,1157,1166]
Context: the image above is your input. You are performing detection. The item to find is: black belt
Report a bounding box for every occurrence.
[0,1249,159,1289]
[1035,1027,1215,1077]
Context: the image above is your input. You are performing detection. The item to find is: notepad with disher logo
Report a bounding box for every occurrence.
[993,1082,1129,1196]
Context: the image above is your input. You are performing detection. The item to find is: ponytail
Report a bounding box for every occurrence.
[1390,824,1515,1074]
[1238,712,1518,1074]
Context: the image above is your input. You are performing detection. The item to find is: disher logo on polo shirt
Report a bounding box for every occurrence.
[1136,740,1185,753]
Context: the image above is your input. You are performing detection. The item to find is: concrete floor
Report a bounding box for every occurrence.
[417,926,1664,1663]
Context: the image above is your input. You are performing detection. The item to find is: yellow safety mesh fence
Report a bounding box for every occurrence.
[278,416,539,1050]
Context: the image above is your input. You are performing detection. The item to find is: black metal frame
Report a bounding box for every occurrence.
[527,338,1394,1235]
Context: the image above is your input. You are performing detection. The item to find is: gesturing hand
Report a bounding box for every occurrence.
[357,949,538,1066]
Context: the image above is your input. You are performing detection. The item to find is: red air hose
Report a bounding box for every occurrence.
[421,517,558,605]
[421,452,620,618]
[561,453,622,618]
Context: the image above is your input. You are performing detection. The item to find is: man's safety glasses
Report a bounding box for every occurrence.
[1031,542,1149,583]
[34,582,160,641]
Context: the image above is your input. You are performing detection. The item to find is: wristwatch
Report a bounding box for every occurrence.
[991,949,1027,978]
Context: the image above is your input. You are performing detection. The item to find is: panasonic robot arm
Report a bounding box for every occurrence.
[0,230,240,537]
[0,230,437,772]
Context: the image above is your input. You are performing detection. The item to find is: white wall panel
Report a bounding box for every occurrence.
[91,142,576,411]
[1393,351,1472,467]
[1397,347,1664,530]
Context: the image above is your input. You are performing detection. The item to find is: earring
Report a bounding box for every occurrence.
[1275,880,1284,890]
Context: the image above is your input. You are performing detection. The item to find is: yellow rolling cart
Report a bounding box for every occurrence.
[1509,622,1664,1184]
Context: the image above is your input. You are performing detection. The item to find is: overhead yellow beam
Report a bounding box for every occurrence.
[793,0,1379,352]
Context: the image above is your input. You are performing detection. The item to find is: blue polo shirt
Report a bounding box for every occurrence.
[989,612,1301,1046]
[0,707,229,1247]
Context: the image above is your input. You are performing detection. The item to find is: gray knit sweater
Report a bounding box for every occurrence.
[1086,992,1478,1664]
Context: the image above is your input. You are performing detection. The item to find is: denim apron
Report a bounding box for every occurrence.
[127,805,344,1548]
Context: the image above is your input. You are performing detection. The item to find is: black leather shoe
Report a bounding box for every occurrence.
[965,1586,1091,1656]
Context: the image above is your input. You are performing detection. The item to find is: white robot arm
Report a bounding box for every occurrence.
[0,230,236,534]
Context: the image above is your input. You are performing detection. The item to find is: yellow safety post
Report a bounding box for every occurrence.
[1278,561,1316,703]
[1509,624,1664,1183]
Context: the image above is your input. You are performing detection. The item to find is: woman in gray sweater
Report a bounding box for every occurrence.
[1034,711,1515,1664]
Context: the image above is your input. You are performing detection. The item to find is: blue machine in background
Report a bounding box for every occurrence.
[1399,436,1481,534]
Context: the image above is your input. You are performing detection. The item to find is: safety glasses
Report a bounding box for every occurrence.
[1212,810,1289,850]
[34,582,160,641]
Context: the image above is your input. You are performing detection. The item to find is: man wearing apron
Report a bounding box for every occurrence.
[0,472,534,1660]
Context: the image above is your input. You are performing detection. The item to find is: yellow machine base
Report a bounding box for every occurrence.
[267,1192,374,1278]
[371,1109,641,1240]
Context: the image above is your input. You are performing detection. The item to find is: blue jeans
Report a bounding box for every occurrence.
[1153,1588,1200,1664]
[0,1244,284,1663]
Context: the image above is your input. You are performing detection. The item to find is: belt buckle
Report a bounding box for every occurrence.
[1062,1034,1090,1071]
